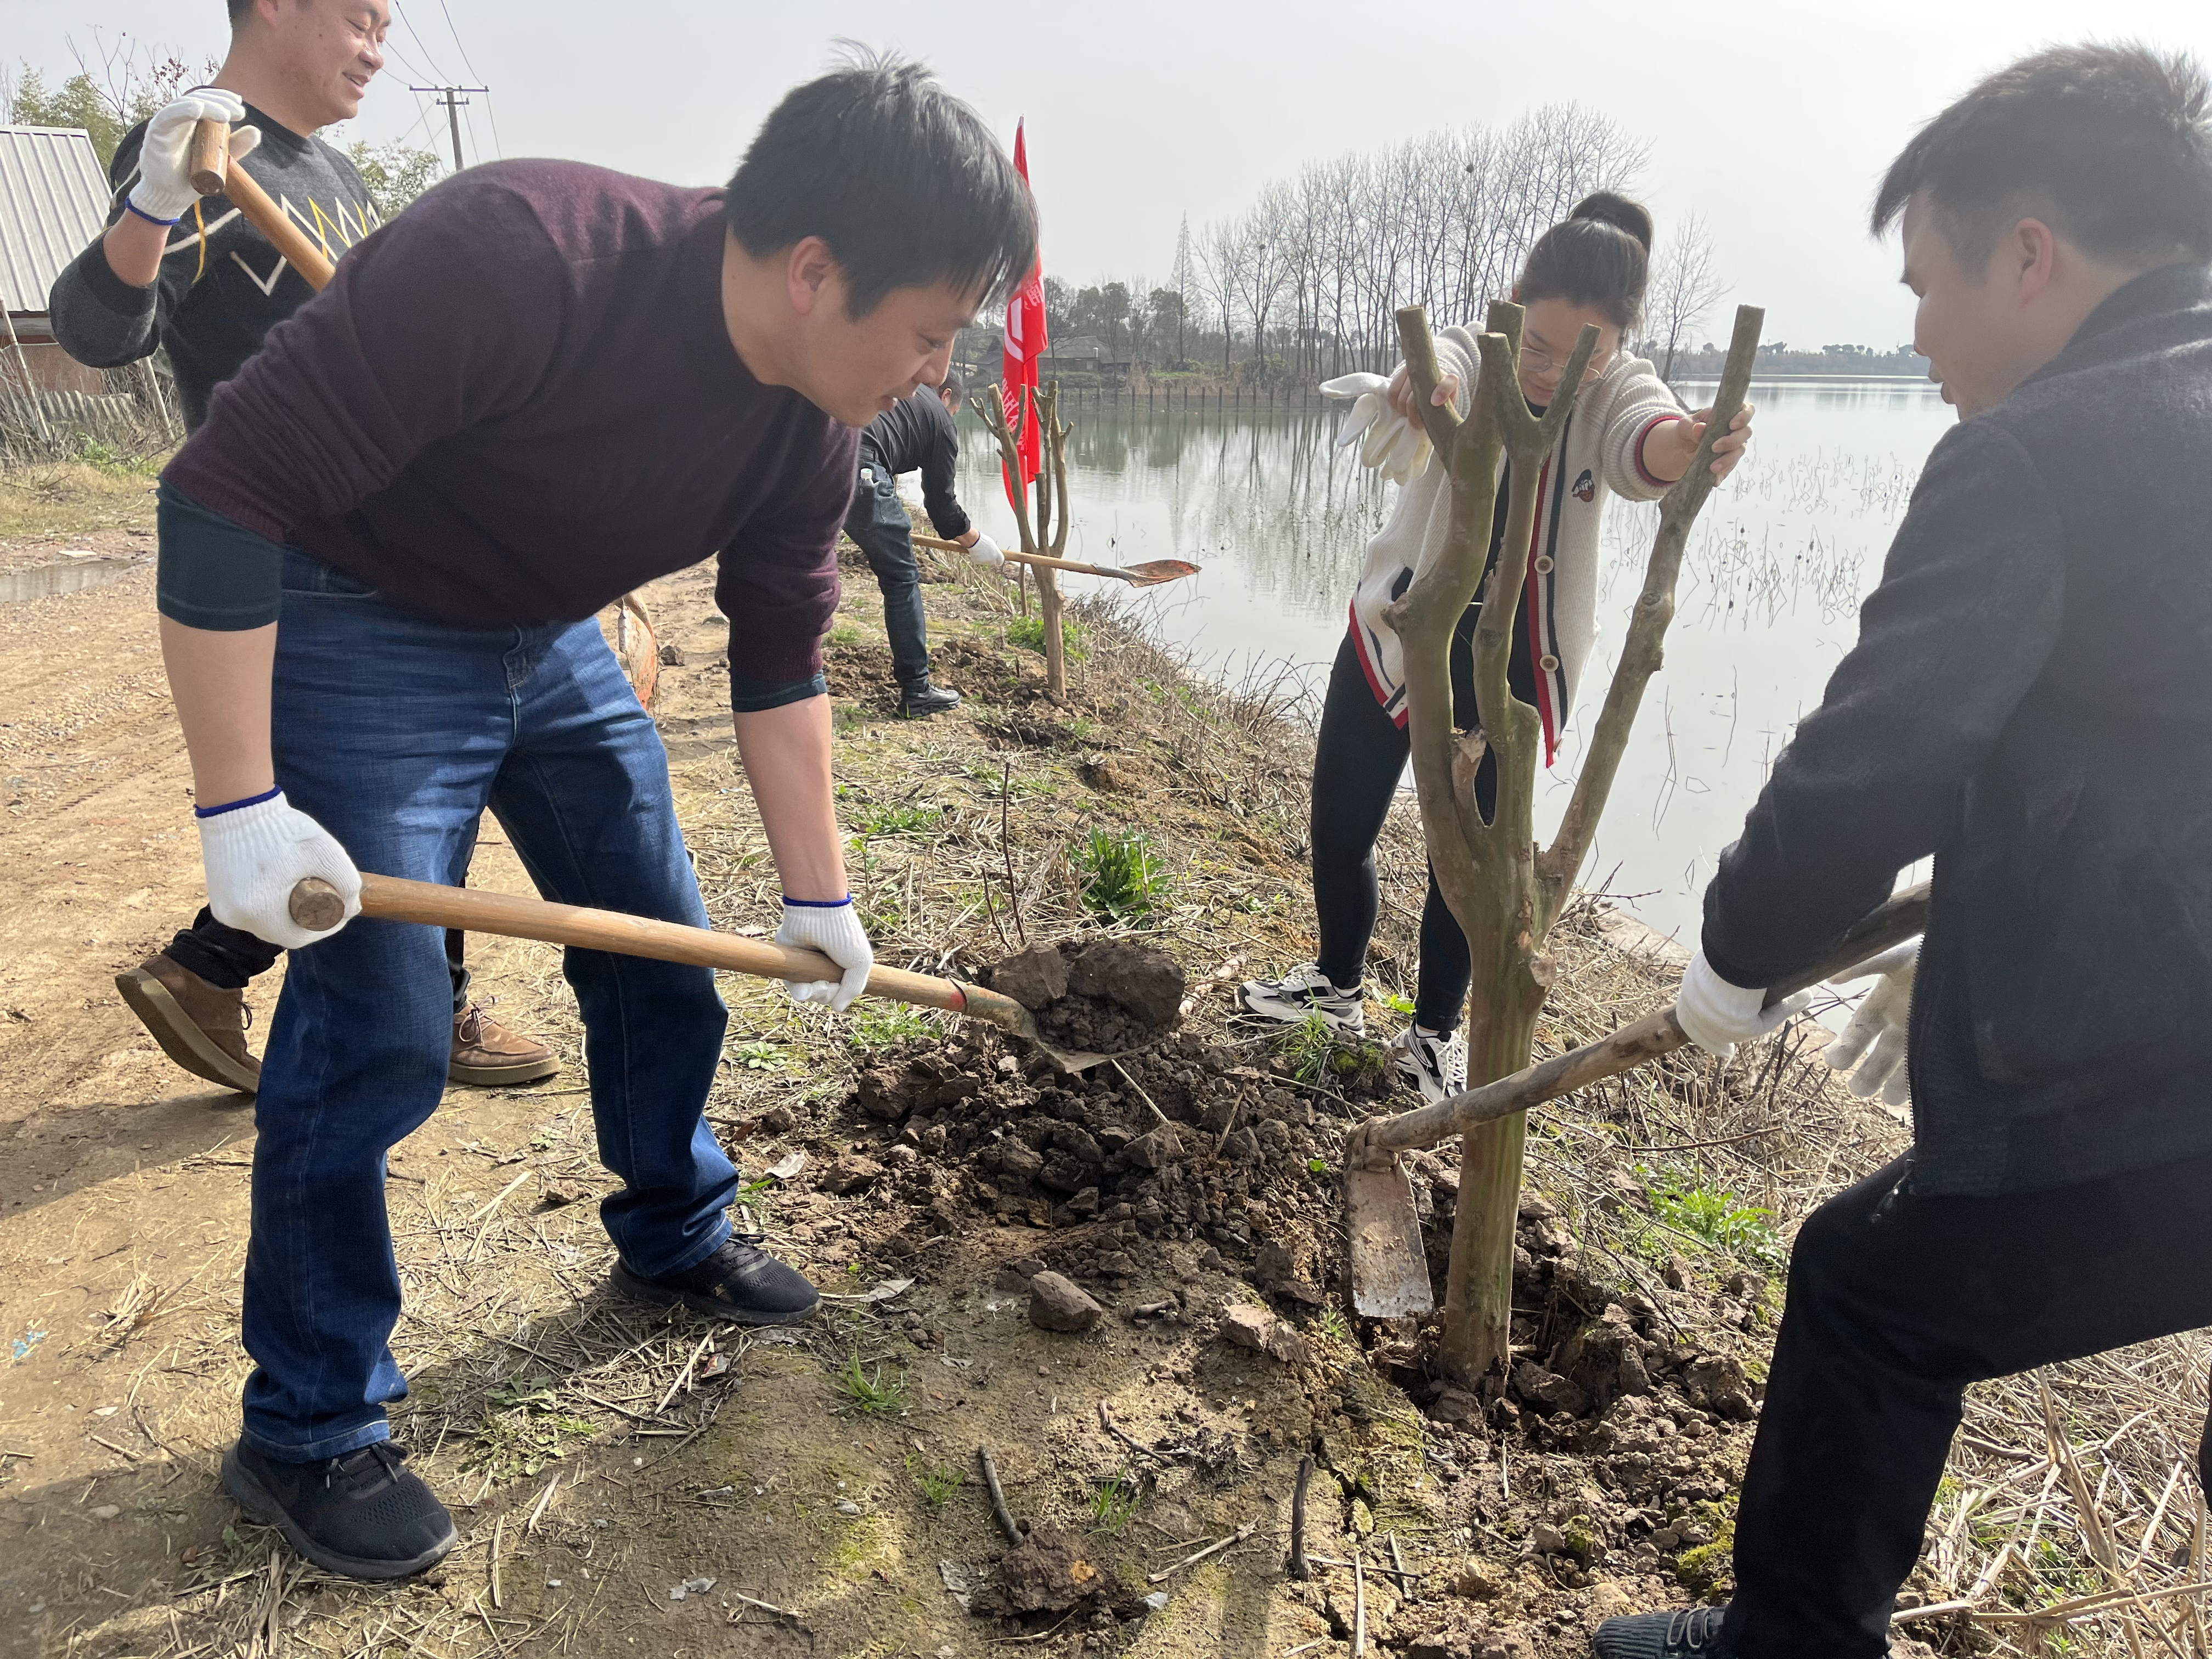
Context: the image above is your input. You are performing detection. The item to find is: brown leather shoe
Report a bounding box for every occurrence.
[450,1002,560,1086]
[116,952,260,1095]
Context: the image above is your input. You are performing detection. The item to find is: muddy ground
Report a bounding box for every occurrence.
[0,460,2202,1659]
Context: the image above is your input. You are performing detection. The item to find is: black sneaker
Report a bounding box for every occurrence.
[1591,1605,1734,1659]
[610,1234,820,1324]
[221,1439,456,1581]
[898,679,962,718]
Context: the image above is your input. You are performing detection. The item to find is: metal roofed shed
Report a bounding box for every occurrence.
[0,123,174,441]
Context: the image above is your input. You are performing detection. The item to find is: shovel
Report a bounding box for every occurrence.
[1342,882,1932,1318]
[188,119,338,291]
[912,533,1199,589]
[285,873,1143,1074]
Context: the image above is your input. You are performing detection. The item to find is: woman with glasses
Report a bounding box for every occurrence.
[1240,192,1753,1103]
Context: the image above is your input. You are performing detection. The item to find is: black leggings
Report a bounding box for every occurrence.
[1311,618,1530,1031]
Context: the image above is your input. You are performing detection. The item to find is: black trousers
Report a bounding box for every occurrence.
[1311,617,1533,1030]
[1726,1145,2212,1656]
[843,444,933,690]
[166,913,470,1013]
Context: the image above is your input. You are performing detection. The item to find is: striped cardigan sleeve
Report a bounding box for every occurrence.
[1596,358,1686,503]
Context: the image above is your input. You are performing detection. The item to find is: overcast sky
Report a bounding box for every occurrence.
[15,0,2212,347]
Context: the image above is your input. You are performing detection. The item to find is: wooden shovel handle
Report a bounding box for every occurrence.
[187,119,229,195]
[187,117,338,292]
[1355,881,1932,1160]
[912,532,1123,581]
[287,873,1022,1028]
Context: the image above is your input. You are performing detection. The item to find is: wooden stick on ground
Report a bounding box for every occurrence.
[1287,1454,1313,1580]
[978,1445,1022,1544]
[1147,1519,1259,1584]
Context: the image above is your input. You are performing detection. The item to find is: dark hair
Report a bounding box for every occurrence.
[725,49,1037,319]
[1516,191,1652,329]
[939,372,965,400]
[227,0,251,21]
[1872,44,2212,267]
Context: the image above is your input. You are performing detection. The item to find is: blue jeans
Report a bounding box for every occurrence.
[844,444,931,687]
[241,553,736,1462]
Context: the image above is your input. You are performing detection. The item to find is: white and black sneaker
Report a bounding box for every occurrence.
[1389,1024,1467,1105]
[1238,963,1365,1034]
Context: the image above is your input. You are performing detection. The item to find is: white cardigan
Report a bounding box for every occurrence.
[1346,327,1685,760]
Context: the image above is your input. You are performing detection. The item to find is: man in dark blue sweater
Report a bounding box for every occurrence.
[846,373,1002,714]
[1599,44,2212,1659]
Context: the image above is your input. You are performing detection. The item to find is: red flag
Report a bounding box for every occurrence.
[1002,120,1046,511]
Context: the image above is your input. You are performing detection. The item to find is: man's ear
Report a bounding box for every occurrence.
[2008,217,2059,306]
[785,236,841,319]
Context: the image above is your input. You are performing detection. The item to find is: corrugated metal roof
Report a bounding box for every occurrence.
[0,126,112,316]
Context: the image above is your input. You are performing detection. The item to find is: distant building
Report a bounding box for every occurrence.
[0,125,116,396]
[1038,335,1132,379]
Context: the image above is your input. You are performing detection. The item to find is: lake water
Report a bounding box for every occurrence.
[949,379,1958,953]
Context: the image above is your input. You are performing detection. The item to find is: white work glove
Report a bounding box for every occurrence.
[1821,940,1918,1105]
[1322,371,1433,486]
[129,90,261,223]
[196,789,362,951]
[774,896,874,1012]
[1673,949,1812,1061]
[964,532,1006,572]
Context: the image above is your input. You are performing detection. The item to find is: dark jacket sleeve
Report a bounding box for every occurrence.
[46,126,183,371]
[160,177,566,545]
[1700,419,2067,986]
[918,398,970,541]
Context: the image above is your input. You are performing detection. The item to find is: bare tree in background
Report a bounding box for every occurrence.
[1170,215,1195,369]
[1643,211,1726,386]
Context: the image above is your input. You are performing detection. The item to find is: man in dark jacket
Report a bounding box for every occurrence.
[844,373,1002,714]
[48,0,555,1096]
[1598,44,2212,1659]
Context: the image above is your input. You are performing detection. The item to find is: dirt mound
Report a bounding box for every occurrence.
[984,936,1187,1053]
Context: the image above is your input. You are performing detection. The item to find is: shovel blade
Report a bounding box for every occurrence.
[1120,560,1201,587]
[1345,1159,1434,1318]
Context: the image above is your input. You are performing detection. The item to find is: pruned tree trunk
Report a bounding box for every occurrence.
[1387,300,1764,1385]
[977,379,1077,698]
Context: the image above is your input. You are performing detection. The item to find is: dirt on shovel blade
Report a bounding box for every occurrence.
[984,938,1185,1054]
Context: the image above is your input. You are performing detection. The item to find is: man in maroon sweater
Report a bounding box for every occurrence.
[153,55,1034,1579]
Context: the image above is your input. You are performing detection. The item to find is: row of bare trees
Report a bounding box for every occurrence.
[1191,104,1648,381]
[1021,105,1728,389]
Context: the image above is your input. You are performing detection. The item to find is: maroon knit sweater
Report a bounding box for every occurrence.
[163,159,856,681]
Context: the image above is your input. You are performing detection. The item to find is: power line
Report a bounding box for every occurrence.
[391,2,453,86]
[408,84,487,173]
[434,0,487,86]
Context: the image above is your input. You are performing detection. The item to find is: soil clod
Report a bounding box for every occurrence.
[982,936,1187,1054]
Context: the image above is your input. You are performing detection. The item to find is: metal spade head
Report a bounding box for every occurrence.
[1116,559,1201,588]
[1345,1158,1436,1318]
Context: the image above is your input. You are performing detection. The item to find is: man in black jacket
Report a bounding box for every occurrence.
[49,0,556,1096]
[845,374,1002,715]
[1597,44,2212,1659]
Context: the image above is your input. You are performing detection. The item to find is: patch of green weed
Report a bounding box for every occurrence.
[1085,1470,1141,1534]
[836,1355,908,1416]
[1275,1012,1387,1086]
[852,802,945,837]
[851,1004,929,1047]
[466,1376,596,1481]
[730,1041,785,1072]
[1639,1166,1786,1268]
[1074,827,1168,924]
[910,1458,962,1509]
[1006,616,1088,659]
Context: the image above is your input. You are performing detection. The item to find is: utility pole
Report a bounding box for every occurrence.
[409,86,488,173]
